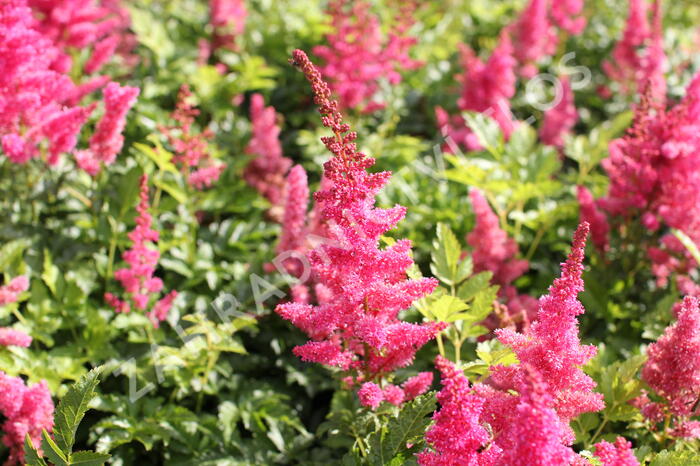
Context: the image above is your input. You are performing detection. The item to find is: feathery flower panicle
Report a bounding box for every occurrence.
[210,0,247,51]
[402,372,433,401]
[467,189,536,330]
[277,49,443,407]
[540,76,578,148]
[641,296,700,423]
[418,356,501,466]
[160,84,225,189]
[577,186,610,252]
[277,165,310,278]
[550,0,587,35]
[0,371,54,466]
[594,438,639,466]
[491,223,604,442]
[358,382,384,409]
[603,0,666,101]
[105,175,177,327]
[600,73,700,288]
[437,31,517,152]
[244,93,292,211]
[0,328,31,347]
[510,0,558,78]
[313,0,421,113]
[0,276,29,306]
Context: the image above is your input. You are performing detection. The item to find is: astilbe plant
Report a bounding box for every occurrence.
[0,276,31,348]
[209,0,247,52]
[593,438,640,466]
[577,186,610,252]
[598,73,700,294]
[160,84,225,189]
[436,31,517,152]
[603,0,666,101]
[633,296,700,440]
[0,372,54,466]
[467,189,537,330]
[276,49,444,408]
[313,0,421,113]
[540,76,578,148]
[104,174,178,327]
[244,93,292,217]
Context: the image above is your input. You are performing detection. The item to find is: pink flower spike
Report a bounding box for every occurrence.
[402,372,433,401]
[358,382,384,409]
[540,76,578,148]
[594,437,639,466]
[577,186,609,252]
[0,328,32,347]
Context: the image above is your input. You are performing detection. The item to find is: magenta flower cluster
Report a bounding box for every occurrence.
[210,0,247,51]
[313,0,421,113]
[0,372,54,466]
[105,174,177,327]
[276,49,444,408]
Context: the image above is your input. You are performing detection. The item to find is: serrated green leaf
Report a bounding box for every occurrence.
[42,249,59,296]
[429,295,468,322]
[458,271,493,301]
[54,367,103,454]
[24,435,48,466]
[70,450,112,466]
[462,112,502,157]
[42,429,68,466]
[650,450,700,466]
[430,223,462,285]
[0,239,30,272]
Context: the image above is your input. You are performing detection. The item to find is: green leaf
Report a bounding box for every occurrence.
[0,239,30,272]
[54,367,103,454]
[596,355,646,422]
[430,223,462,285]
[42,429,69,466]
[366,393,437,466]
[650,450,700,466]
[69,451,112,466]
[24,435,48,466]
[672,228,700,265]
[42,249,60,296]
[429,295,468,322]
[462,112,502,158]
[116,166,144,218]
[457,271,493,301]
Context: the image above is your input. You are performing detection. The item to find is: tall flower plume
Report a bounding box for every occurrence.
[489,223,604,443]
[105,174,177,327]
[540,76,578,148]
[600,73,700,291]
[635,296,700,438]
[418,356,502,465]
[313,0,421,113]
[577,186,609,252]
[244,93,292,214]
[210,0,247,51]
[603,0,666,102]
[467,189,537,330]
[0,371,54,466]
[594,438,639,466]
[509,0,558,78]
[160,84,225,189]
[276,49,443,407]
[436,31,517,152]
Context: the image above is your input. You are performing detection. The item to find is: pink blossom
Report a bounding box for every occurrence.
[313,0,421,113]
[244,93,292,211]
[594,437,639,466]
[210,0,247,51]
[603,0,666,101]
[161,84,225,189]
[402,372,433,401]
[358,382,384,409]
[510,0,558,78]
[540,76,578,148]
[277,50,443,406]
[418,356,501,465]
[0,371,54,466]
[0,328,32,347]
[577,186,609,252]
[438,31,517,152]
[84,34,120,74]
[550,0,587,35]
[277,165,310,278]
[491,223,604,443]
[106,175,177,326]
[0,276,29,306]
[87,81,139,170]
[642,296,700,419]
[382,384,405,406]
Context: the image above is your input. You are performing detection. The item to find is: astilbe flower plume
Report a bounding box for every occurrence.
[244,93,292,214]
[0,328,31,348]
[75,81,140,175]
[418,356,502,465]
[599,73,700,291]
[550,0,587,35]
[634,296,700,438]
[436,31,517,152]
[0,276,28,306]
[603,0,666,102]
[577,186,610,252]
[210,0,247,51]
[0,371,54,466]
[593,437,639,466]
[105,175,178,327]
[277,165,310,278]
[160,84,225,189]
[276,49,443,407]
[313,0,421,113]
[540,76,578,148]
[467,189,537,330]
[486,223,604,445]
